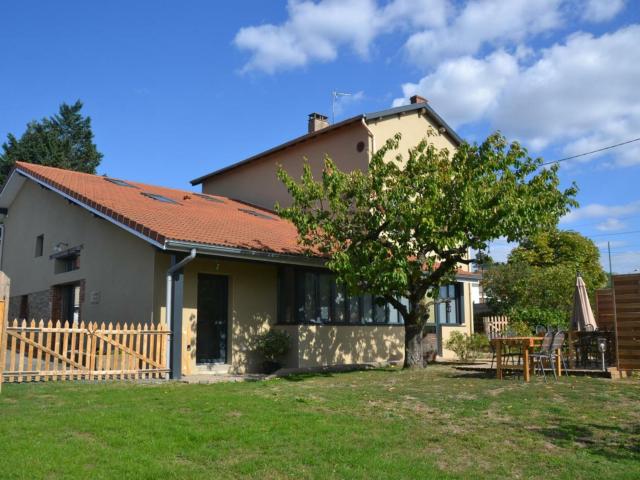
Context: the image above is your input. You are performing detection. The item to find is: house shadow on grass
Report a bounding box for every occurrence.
[536,421,640,461]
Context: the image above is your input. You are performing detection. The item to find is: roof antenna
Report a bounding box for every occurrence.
[332,91,352,124]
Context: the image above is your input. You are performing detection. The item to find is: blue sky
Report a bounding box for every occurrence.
[1,1,639,272]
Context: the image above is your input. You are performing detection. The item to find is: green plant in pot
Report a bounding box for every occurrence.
[255,329,290,374]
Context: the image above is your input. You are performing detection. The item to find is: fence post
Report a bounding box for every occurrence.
[0,272,11,393]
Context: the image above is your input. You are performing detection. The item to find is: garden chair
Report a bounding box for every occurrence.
[535,325,547,335]
[531,331,566,381]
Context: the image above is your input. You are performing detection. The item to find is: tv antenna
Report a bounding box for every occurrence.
[332,90,352,124]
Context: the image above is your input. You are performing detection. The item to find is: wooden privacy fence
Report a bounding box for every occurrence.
[596,274,640,372]
[0,319,169,384]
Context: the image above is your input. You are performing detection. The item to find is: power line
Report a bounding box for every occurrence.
[588,229,640,238]
[540,137,640,166]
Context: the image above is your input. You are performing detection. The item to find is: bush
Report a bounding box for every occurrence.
[445,332,489,363]
[508,307,568,331]
[254,329,291,362]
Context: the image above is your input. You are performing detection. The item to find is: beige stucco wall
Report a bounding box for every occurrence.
[296,324,405,368]
[157,256,279,375]
[2,180,156,324]
[153,254,407,374]
[367,108,457,165]
[201,121,370,210]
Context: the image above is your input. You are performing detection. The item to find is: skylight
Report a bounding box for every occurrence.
[140,192,179,204]
[195,193,224,203]
[238,208,274,220]
[104,177,138,188]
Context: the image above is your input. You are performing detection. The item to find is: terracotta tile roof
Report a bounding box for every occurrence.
[14,162,307,256]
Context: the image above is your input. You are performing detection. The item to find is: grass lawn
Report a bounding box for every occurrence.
[0,366,639,479]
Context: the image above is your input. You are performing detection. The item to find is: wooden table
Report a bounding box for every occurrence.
[491,336,561,382]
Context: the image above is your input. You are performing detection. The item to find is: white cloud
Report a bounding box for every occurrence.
[404,0,564,66]
[395,50,518,126]
[396,25,640,166]
[596,218,627,232]
[581,0,625,22]
[561,200,640,224]
[234,0,450,73]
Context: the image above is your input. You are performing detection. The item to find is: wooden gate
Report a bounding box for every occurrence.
[0,319,169,384]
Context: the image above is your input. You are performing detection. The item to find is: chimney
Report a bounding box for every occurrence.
[410,95,428,104]
[308,112,329,133]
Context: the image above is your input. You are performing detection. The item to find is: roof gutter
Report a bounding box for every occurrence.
[164,240,325,267]
[166,248,197,379]
[361,118,375,156]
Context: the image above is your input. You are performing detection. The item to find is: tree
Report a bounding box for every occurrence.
[482,230,608,328]
[277,131,577,368]
[509,229,607,293]
[0,100,103,184]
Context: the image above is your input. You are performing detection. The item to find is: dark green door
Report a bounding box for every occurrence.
[196,274,228,364]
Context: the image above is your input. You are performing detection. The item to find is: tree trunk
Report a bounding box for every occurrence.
[404,322,424,368]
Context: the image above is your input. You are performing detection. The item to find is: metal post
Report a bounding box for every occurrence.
[607,241,613,287]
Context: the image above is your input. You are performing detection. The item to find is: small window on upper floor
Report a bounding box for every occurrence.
[35,234,44,257]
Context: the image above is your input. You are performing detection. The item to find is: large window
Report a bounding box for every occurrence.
[277,267,404,325]
[436,283,464,325]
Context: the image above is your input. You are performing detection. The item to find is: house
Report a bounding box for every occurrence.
[0,96,477,377]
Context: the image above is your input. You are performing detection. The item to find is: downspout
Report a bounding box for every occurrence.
[361,117,375,155]
[165,248,197,377]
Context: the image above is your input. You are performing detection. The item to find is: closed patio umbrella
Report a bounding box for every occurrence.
[571,274,598,331]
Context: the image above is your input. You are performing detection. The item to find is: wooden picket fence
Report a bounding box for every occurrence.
[0,319,169,384]
[481,315,510,337]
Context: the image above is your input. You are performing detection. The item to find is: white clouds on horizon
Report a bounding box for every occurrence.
[397,25,640,166]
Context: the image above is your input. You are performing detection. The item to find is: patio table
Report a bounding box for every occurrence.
[491,336,561,382]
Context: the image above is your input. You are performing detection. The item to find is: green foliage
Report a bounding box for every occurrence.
[254,329,291,361]
[506,319,535,336]
[483,229,607,325]
[445,331,489,362]
[509,230,607,296]
[277,130,577,366]
[0,100,102,184]
[509,306,568,331]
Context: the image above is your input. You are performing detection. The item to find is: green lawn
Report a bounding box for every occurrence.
[0,366,639,480]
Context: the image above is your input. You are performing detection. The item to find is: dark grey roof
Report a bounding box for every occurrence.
[190,102,463,185]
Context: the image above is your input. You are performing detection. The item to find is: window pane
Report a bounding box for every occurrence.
[348,295,360,323]
[318,274,331,323]
[332,280,346,323]
[388,299,398,324]
[278,267,295,324]
[362,295,373,324]
[304,272,317,323]
[374,301,386,323]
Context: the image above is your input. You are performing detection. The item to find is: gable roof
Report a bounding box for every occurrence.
[190,101,462,186]
[3,162,318,265]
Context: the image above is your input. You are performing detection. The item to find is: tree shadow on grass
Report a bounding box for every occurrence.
[537,421,640,460]
[278,365,397,382]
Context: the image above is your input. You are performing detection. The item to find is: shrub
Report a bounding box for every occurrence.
[445,332,489,363]
[254,329,291,362]
[508,307,568,331]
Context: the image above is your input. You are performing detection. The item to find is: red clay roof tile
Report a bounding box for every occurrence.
[15,162,307,256]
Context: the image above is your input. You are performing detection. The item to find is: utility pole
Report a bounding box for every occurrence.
[607,241,613,287]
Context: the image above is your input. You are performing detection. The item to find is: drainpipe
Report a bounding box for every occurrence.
[166,248,196,379]
[361,117,375,155]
